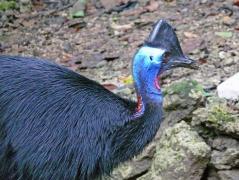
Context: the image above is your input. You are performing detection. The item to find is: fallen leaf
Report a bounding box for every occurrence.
[111,23,133,31]
[120,75,133,84]
[70,0,86,18]
[61,52,73,63]
[183,32,198,38]
[20,19,36,27]
[102,83,118,91]
[233,0,239,6]
[145,0,159,12]
[198,58,207,64]
[72,11,85,18]
[215,31,233,38]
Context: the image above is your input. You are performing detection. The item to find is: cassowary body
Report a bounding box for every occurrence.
[0,20,197,180]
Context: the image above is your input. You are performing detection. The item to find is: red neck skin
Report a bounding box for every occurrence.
[133,75,161,118]
[135,95,143,113]
[154,75,161,90]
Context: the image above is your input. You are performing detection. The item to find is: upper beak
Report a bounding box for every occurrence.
[170,56,199,69]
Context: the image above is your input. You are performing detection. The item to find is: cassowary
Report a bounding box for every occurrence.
[0,20,198,180]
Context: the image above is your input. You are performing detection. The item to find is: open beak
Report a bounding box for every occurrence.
[170,56,199,70]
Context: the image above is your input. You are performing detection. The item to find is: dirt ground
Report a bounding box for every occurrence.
[0,0,239,97]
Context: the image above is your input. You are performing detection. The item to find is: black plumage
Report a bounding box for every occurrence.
[0,56,162,180]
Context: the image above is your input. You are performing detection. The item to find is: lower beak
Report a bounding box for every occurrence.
[171,56,199,69]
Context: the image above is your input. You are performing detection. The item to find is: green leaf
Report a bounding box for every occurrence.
[122,75,133,85]
[72,10,85,18]
[215,32,233,38]
[0,1,16,11]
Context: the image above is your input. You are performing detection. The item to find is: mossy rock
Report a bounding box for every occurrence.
[163,80,206,111]
[192,97,239,138]
[104,143,155,180]
[208,104,235,124]
[142,121,211,180]
[163,80,207,97]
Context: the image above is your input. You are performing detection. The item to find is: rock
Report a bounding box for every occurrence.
[223,16,236,26]
[219,51,226,59]
[191,98,239,138]
[138,171,152,180]
[217,73,239,100]
[223,57,235,66]
[114,86,135,100]
[218,170,239,180]
[161,80,206,128]
[163,80,206,111]
[212,136,239,151]
[140,121,211,180]
[211,149,239,170]
[19,0,32,12]
[105,143,155,180]
[207,168,220,180]
[211,137,239,170]
[104,159,150,180]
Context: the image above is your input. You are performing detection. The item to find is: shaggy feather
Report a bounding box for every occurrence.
[0,56,163,180]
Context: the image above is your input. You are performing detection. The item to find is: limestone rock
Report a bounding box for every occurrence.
[211,149,239,170]
[139,121,211,180]
[192,98,239,138]
[105,143,155,180]
[104,159,150,180]
[162,80,206,129]
[212,136,239,151]
[163,80,206,111]
[211,137,239,170]
[217,73,239,100]
[218,170,239,180]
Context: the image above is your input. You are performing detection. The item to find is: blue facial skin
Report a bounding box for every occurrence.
[132,46,165,104]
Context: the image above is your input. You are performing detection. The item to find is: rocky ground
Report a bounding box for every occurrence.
[0,0,239,179]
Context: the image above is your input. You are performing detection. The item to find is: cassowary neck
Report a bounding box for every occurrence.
[132,68,163,118]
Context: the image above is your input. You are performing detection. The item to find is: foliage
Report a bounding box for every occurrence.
[0,0,16,11]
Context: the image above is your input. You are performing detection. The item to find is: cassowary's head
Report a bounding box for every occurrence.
[133,19,198,79]
[132,19,198,97]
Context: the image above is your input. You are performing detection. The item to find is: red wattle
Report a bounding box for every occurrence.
[136,95,143,113]
[154,76,161,90]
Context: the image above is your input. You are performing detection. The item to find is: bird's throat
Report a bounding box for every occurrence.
[133,95,145,118]
[132,76,162,119]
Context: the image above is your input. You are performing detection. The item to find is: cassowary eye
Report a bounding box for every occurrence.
[163,52,171,64]
[149,56,153,61]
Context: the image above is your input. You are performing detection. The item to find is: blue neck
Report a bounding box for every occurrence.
[132,47,164,118]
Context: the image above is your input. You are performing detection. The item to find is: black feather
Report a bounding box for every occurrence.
[0,56,162,180]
